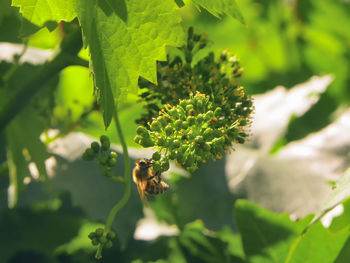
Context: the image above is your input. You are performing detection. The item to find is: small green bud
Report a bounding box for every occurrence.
[213,129,223,138]
[141,138,154,147]
[82,149,95,161]
[239,119,247,126]
[109,151,118,159]
[107,231,116,239]
[96,228,104,236]
[150,121,161,132]
[152,151,161,161]
[100,135,109,144]
[161,160,170,171]
[168,108,177,118]
[195,136,204,145]
[108,158,117,167]
[204,111,214,121]
[92,238,99,246]
[187,116,195,126]
[172,139,181,148]
[105,240,113,248]
[157,116,168,128]
[91,142,100,153]
[212,137,225,146]
[134,135,143,144]
[165,125,173,136]
[214,107,223,117]
[239,132,248,137]
[85,148,96,159]
[157,137,165,146]
[137,126,149,136]
[99,236,108,244]
[203,128,214,140]
[88,232,97,239]
[179,100,188,109]
[196,114,204,124]
[186,104,194,112]
[99,156,108,165]
[169,151,177,160]
[174,120,182,130]
[153,162,161,172]
[237,137,245,144]
[180,145,189,153]
[176,152,184,163]
[101,140,110,151]
[182,121,189,129]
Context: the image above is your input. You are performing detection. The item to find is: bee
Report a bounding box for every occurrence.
[133,159,169,205]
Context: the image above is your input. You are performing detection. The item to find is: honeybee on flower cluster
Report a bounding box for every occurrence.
[132,159,169,205]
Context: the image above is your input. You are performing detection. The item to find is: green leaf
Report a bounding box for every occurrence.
[308,167,350,228]
[75,0,185,128]
[178,220,229,263]
[190,0,245,24]
[217,225,245,260]
[330,198,350,232]
[11,0,76,27]
[235,200,300,263]
[287,222,349,263]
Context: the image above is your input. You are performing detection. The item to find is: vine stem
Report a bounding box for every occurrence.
[95,103,131,259]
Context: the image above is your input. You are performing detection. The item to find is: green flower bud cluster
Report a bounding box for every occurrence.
[82,135,118,177]
[134,27,253,173]
[136,27,251,128]
[88,228,115,248]
[135,92,251,173]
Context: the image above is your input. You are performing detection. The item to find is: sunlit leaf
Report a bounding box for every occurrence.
[75,0,184,127]
[190,0,245,24]
[12,0,76,27]
[286,222,349,263]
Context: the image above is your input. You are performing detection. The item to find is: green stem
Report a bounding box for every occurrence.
[95,103,131,259]
[3,40,28,83]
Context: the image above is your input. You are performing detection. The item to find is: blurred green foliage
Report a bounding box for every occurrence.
[1,0,350,262]
[182,0,350,143]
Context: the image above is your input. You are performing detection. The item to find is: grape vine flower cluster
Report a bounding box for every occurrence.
[88,228,116,248]
[82,135,118,177]
[135,27,253,173]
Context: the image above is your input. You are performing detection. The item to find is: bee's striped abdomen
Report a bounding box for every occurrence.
[145,178,169,195]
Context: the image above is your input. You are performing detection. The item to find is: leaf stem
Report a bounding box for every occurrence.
[95,103,131,259]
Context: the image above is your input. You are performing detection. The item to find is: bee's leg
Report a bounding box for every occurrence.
[148,170,161,181]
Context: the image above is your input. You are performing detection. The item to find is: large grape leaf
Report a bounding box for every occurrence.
[190,0,245,24]
[75,0,184,127]
[11,0,76,27]
[235,200,301,263]
[286,222,349,263]
[11,0,244,128]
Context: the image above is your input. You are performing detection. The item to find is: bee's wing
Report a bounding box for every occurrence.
[136,178,149,207]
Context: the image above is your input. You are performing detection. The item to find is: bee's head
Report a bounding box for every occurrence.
[136,159,152,168]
